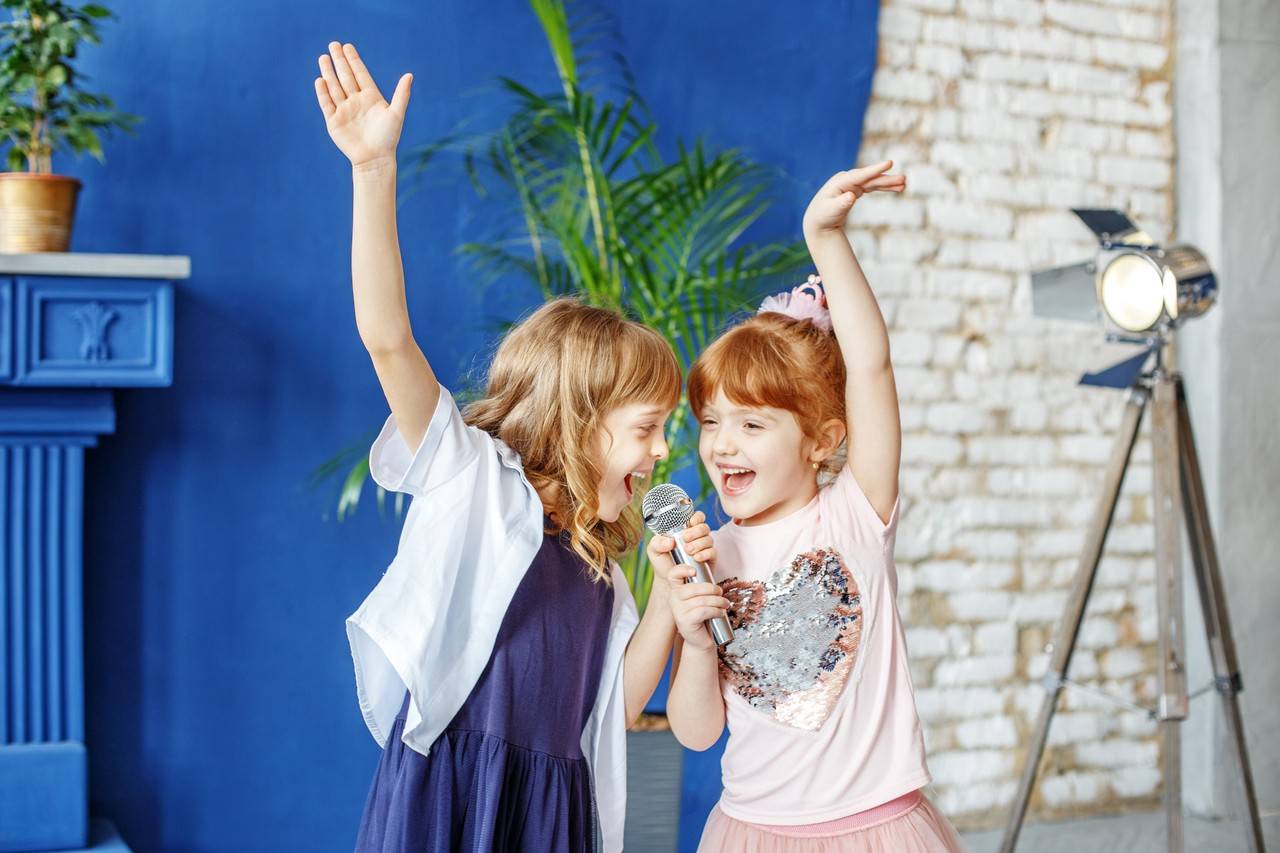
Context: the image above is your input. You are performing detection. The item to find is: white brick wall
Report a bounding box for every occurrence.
[858,0,1172,829]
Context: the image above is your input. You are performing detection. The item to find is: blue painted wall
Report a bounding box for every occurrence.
[66,1,876,849]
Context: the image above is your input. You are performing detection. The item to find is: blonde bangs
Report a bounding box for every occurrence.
[610,322,682,413]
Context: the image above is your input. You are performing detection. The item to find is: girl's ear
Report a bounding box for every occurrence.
[811,418,847,464]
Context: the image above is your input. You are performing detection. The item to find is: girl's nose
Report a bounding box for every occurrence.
[652,431,670,460]
[712,431,735,456]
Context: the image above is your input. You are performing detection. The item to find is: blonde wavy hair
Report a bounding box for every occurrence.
[463,298,681,581]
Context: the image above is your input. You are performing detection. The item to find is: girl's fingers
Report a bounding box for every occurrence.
[678,593,729,608]
[680,513,709,543]
[683,596,732,611]
[314,78,336,117]
[669,565,697,582]
[676,581,721,600]
[683,521,710,537]
[829,161,895,195]
[683,532,713,551]
[847,159,894,185]
[328,41,360,95]
[680,578,721,596]
[650,535,674,554]
[318,55,346,103]
[684,606,729,624]
[389,73,413,116]
[683,531,712,550]
[827,177,866,199]
[342,43,379,96]
[824,162,885,195]
[863,174,906,191]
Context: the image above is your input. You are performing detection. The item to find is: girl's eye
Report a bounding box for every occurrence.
[744,422,764,431]
[701,419,718,427]
[637,424,657,435]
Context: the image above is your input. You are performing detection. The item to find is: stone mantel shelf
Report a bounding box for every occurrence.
[0,252,191,280]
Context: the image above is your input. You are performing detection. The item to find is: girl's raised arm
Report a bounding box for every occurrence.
[315,42,437,448]
[802,162,907,524]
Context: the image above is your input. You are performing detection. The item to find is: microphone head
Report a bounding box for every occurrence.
[641,483,695,535]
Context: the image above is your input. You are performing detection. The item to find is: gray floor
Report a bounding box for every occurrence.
[962,810,1280,852]
[626,729,1280,851]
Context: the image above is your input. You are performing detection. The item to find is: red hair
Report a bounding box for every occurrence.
[687,312,845,441]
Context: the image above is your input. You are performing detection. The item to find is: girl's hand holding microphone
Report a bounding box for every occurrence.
[646,512,730,652]
[668,565,732,652]
[645,509,716,593]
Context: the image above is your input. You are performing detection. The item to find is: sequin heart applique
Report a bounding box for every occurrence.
[717,548,862,731]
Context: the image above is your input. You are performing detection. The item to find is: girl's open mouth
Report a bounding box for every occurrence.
[624,470,648,500]
[720,466,756,496]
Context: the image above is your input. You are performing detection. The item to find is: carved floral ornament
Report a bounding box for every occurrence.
[70,301,118,362]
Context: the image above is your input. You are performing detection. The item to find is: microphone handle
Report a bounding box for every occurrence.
[672,538,734,646]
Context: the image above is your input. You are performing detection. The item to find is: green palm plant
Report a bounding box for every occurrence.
[322,0,810,611]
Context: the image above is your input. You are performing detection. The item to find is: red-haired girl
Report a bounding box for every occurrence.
[656,163,965,852]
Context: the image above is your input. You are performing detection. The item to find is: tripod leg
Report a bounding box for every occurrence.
[1152,374,1189,852]
[1176,380,1266,852]
[999,388,1148,853]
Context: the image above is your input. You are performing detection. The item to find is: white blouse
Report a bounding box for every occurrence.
[345,384,638,852]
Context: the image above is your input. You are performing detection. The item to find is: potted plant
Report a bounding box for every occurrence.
[0,0,138,252]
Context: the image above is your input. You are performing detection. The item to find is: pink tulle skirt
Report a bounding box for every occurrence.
[698,790,966,852]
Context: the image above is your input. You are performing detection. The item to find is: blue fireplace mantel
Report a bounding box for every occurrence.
[0,253,189,853]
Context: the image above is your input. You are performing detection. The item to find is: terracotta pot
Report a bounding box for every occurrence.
[0,172,82,253]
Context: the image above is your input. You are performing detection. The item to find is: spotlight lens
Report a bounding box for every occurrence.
[1099,252,1164,332]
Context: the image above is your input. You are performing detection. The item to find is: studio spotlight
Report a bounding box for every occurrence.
[1031,209,1217,336]
[1003,211,1264,853]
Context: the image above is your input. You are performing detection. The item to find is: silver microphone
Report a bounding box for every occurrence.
[641,483,734,646]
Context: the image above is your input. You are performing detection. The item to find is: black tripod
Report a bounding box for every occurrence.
[999,350,1265,853]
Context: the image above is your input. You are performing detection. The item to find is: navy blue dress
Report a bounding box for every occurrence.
[355,530,615,853]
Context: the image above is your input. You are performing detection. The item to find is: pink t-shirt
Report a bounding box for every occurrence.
[710,466,931,824]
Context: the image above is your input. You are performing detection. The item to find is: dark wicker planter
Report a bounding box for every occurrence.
[625,715,684,851]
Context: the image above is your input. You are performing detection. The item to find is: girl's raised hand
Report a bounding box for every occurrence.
[802,160,906,238]
[314,42,413,169]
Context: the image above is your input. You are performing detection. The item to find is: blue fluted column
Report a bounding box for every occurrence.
[0,393,112,852]
[0,254,185,853]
